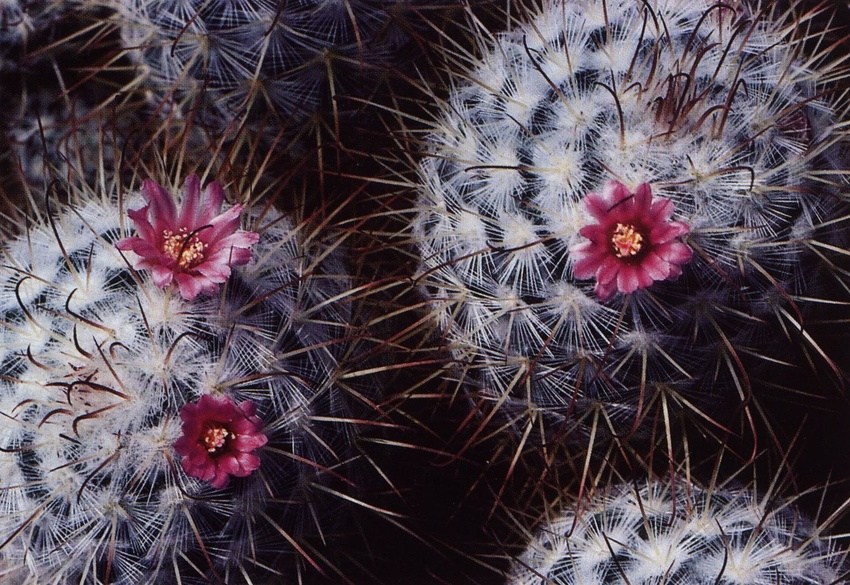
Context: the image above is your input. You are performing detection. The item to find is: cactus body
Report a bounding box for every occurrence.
[0,180,362,583]
[412,0,850,441]
[109,0,433,140]
[508,478,848,585]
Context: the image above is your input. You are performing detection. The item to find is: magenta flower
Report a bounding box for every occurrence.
[173,394,268,489]
[570,181,693,300]
[116,175,260,300]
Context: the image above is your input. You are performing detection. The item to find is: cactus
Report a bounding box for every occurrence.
[0,175,368,583]
[410,0,850,444]
[507,477,849,584]
[105,0,443,146]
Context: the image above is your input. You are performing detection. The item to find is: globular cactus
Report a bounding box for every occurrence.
[508,477,849,585]
[0,174,368,583]
[411,0,850,443]
[105,0,441,144]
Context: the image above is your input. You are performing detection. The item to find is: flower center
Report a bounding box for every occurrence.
[611,223,644,258]
[202,423,233,454]
[162,228,207,270]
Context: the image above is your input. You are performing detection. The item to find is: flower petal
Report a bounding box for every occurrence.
[217,455,244,476]
[633,182,652,210]
[596,255,621,287]
[605,181,632,206]
[205,229,260,259]
[150,265,175,288]
[174,272,207,300]
[578,224,606,243]
[232,434,268,451]
[142,179,178,231]
[202,205,245,243]
[648,197,673,222]
[616,265,642,294]
[194,260,232,283]
[115,236,157,257]
[649,222,682,244]
[176,174,202,228]
[641,251,672,281]
[209,470,231,489]
[595,278,618,301]
[125,206,159,243]
[571,246,607,279]
[232,453,261,477]
[657,241,694,265]
[198,181,226,225]
[238,401,258,417]
[583,192,611,221]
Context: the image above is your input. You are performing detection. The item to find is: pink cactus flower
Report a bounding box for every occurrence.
[174,394,268,489]
[570,181,693,300]
[116,175,260,300]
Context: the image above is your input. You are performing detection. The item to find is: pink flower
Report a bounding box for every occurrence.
[116,175,260,300]
[570,181,693,300]
[173,394,268,489]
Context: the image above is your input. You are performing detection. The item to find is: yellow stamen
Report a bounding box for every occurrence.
[162,228,207,270]
[611,223,643,258]
[202,424,232,453]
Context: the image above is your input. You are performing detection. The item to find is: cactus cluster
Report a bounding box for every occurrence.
[0,176,366,583]
[1,0,850,583]
[508,477,849,584]
[411,0,850,441]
